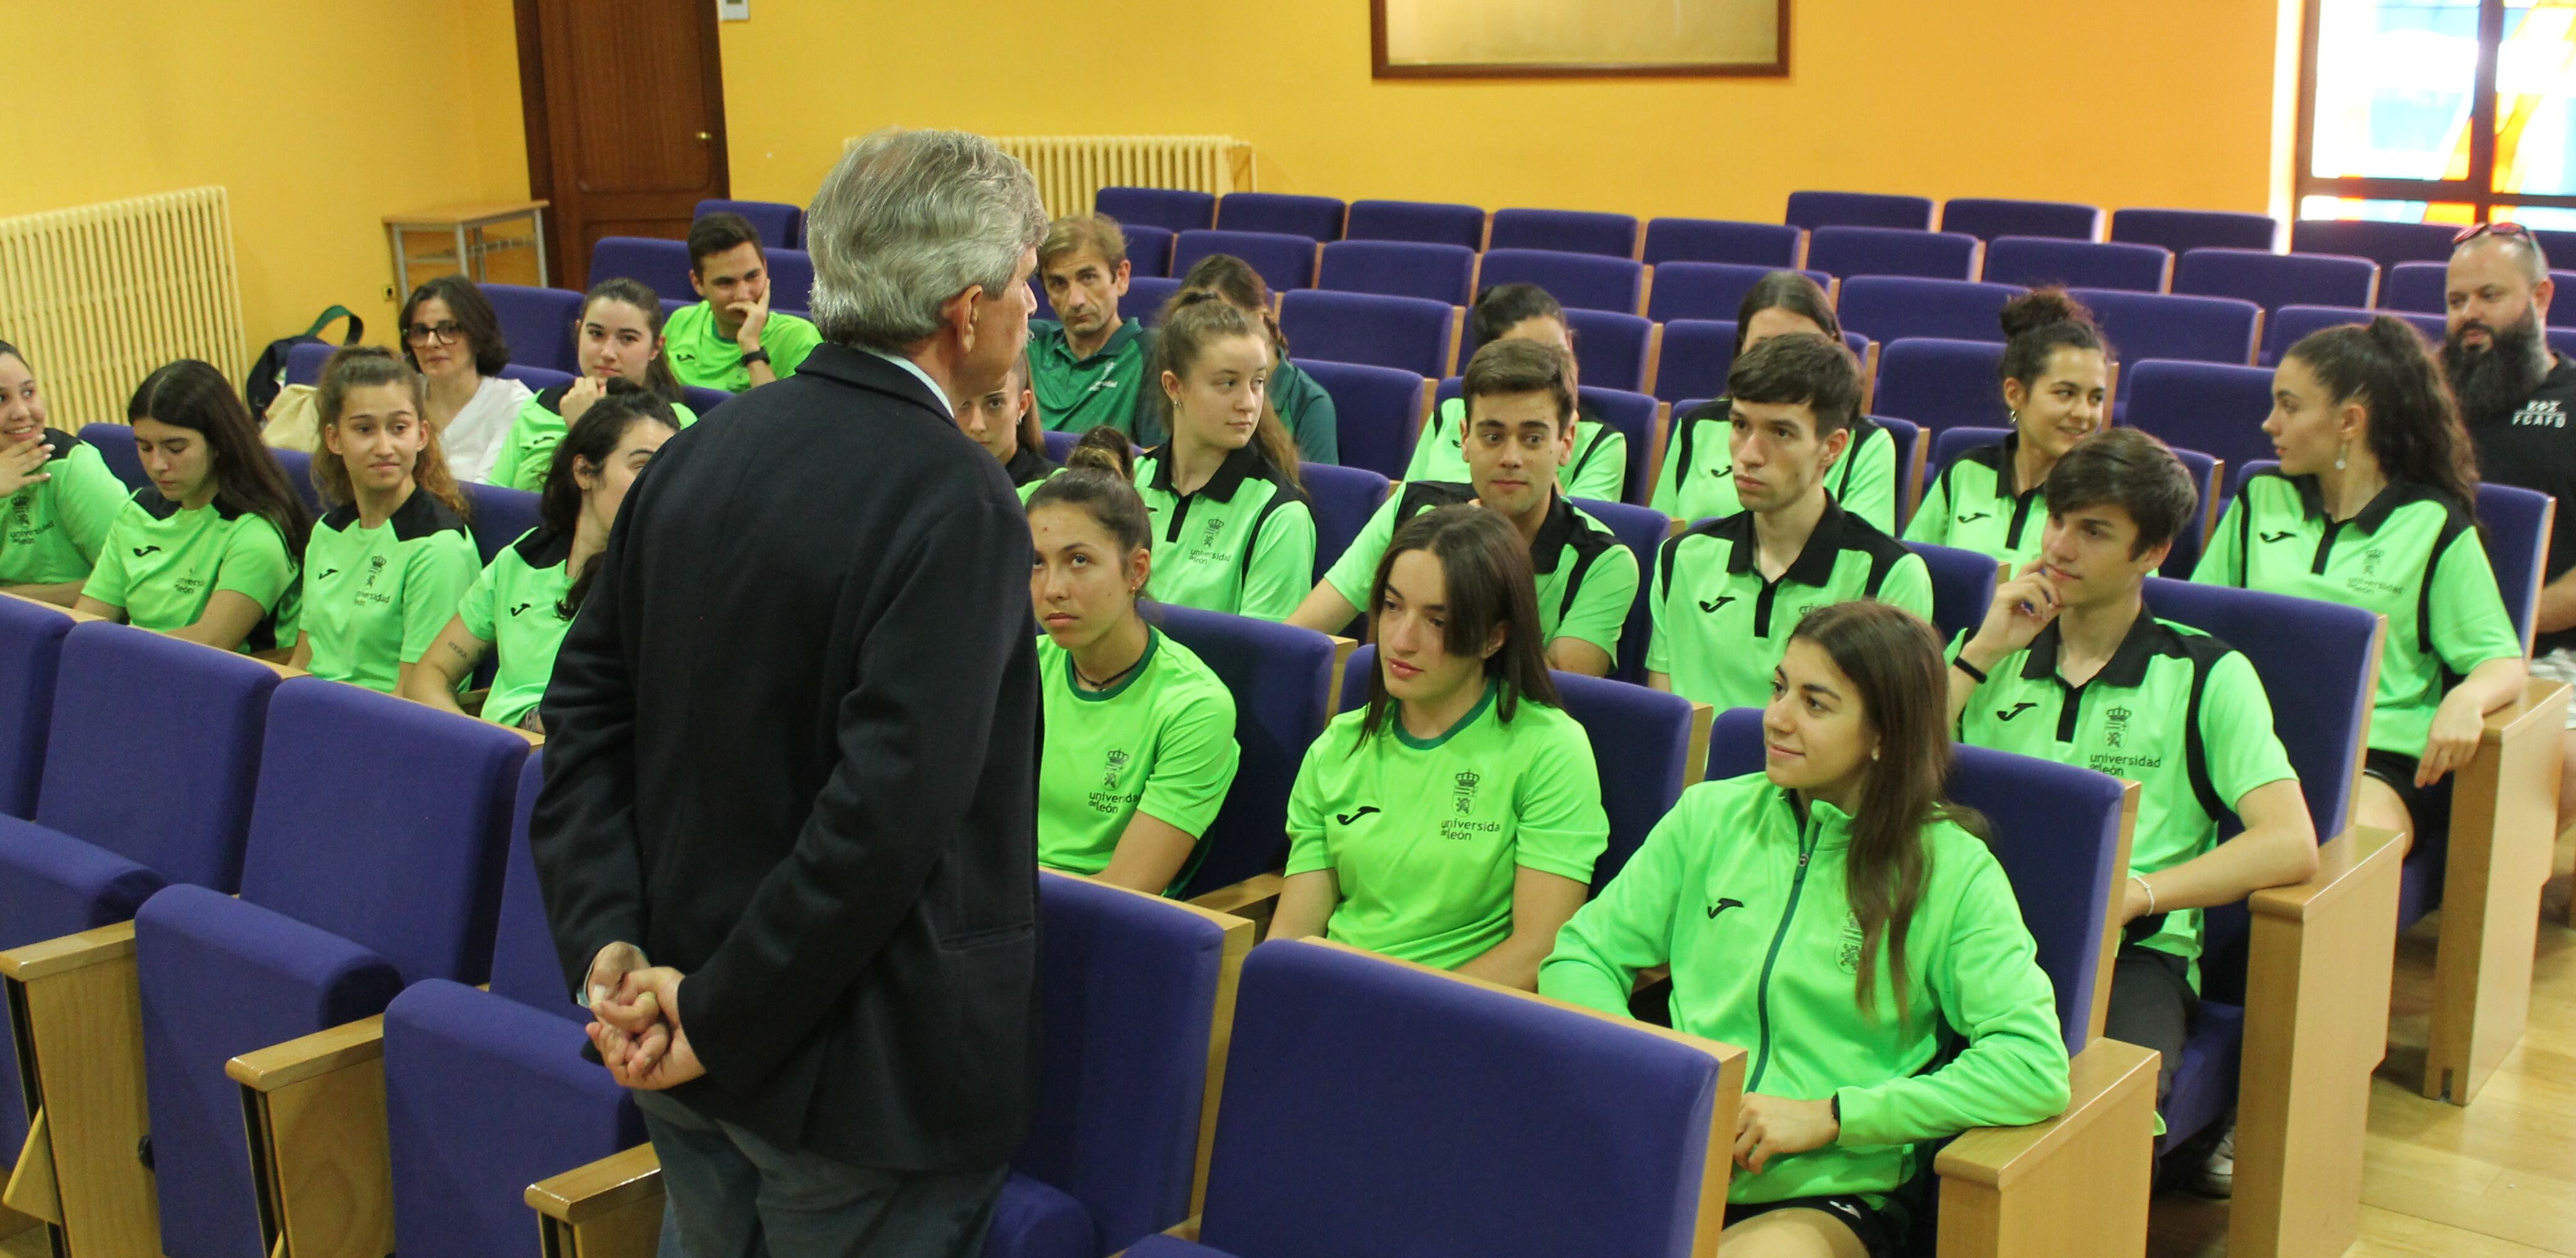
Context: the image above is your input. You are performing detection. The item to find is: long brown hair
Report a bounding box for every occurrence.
[311,346,470,519]
[2286,316,2482,513]
[1356,506,1558,743]
[1788,601,1985,1019]
[579,279,685,402]
[543,382,678,618]
[1155,289,1304,489]
[127,361,314,557]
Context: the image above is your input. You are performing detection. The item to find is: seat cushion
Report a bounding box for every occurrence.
[135,884,402,1258]
[1123,1237,1240,1258]
[2157,1002,2247,1155]
[0,815,165,1171]
[982,1172,1097,1258]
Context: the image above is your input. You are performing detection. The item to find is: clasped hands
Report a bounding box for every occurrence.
[585,941,707,1091]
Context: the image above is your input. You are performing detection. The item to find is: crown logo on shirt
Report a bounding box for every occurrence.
[1102,749,1129,789]
[2105,705,2131,748]
[1451,771,1482,816]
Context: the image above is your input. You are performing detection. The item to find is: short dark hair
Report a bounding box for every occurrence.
[400,274,509,376]
[688,211,764,273]
[1462,337,1575,430]
[1727,332,1860,437]
[1735,271,1841,356]
[2044,428,2198,558]
[1470,282,1566,348]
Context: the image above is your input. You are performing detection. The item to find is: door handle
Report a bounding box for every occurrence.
[696,132,711,141]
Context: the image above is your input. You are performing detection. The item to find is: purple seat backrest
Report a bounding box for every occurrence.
[1095,187,1215,234]
[1785,190,1935,231]
[1316,240,1476,307]
[1217,193,1346,243]
[1806,227,1984,282]
[1982,238,2172,294]
[1474,248,1644,315]
[1344,200,1486,251]
[1940,198,2104,242]
[1641,218,1804,268]
[1172,229,1318,294]
[1488,208,1640,259]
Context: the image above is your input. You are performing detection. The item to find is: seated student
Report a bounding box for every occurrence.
[1143,254,1338,463]
[1131,290,1316,621]
[954,351,1056,502]
[402,386,676,732]
[1406,284,1627,504]
[288,347,481,696]
[1027,427,1242,894]
[2196,317,2528,846]
[1542,601,2071,1257]
[1654,272,1902,532]
[1950,428,2317,1196]
[0,340,134,606]
[399,275,534,484]
[1648,334,1932,709]
[661,211,823,392]
[75,361,309,653]
[1274,505,1608,991]
[1289,338,1637,677]
[1030,214,1154,437]
[1906,290,2109,567]
[486,279,699,491]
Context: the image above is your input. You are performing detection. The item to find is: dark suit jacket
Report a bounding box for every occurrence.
[531,344,1041,1170]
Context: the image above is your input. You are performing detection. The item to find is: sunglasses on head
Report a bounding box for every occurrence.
[2454,221,2534,246]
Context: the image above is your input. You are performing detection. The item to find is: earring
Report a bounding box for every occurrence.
[2335,442,2348,471]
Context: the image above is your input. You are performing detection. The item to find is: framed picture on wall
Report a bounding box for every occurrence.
[1371,0,1790,78]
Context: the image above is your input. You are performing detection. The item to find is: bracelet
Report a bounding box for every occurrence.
[1951,656,1987,684]
[2130,874,2157,917]
[740,348,771,366]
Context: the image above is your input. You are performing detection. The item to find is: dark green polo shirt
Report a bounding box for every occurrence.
[1030,318,1152,437]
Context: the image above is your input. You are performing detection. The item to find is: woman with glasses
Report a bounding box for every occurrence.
[400,276,534,484]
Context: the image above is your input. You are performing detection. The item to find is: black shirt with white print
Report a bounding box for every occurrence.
[2467,354,2576,654]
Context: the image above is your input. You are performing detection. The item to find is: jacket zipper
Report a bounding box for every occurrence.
[1746,803,1819,1094]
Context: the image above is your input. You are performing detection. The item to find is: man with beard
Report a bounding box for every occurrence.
[2443,222,2572,828]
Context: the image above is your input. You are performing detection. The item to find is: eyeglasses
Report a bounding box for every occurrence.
[403,321,464,345]
[2453,221,2534,246]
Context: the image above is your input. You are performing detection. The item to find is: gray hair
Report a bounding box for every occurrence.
[806,128,1047,351]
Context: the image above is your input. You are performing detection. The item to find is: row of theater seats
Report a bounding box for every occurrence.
[0,551,2554,1255]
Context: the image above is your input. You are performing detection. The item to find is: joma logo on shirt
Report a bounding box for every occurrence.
[1705,897,1746,920]
[1699,595,1737,613]
[1708,464,1732,479]
[1334,806,1380,826]
[2260,530,2296,544]
[1957,511,1992,524]
[131,545,162,558]
[1996,701,2039,721]
[508,603,533,617]
[318,568,339,581]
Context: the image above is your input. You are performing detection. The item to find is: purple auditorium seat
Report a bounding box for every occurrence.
[1042,430,1078,463]
[2160,446,2224,577]
[584,237,693,307]
[0,596,70,819]
[1095,187,1215,234]
[2291,218,2459,277]
[1644,262,1834,323]
[76,423,149,494]
[2263,305,2444,366]
[1474,248,1644,315]
[1836,277,2023,344]
[1216,193,1346,243]
[479,284,586,376]
[135,685,528,1258]
[1940,198,2104,242]
[1870,338,2010,435]
[1156,607,1340,898]
[1562,499,1672,684]
[271,448,321,514]
[1315,240,1476,306]
[2382,261,2449,314]
[283,340,338,387]
[2069,288,2263,365]
[1578,386,1660,506]
[1561,309,1652,394]
[1119,277,1186,325]
[2536,228,2576,268]
[1299,463,1392,588]
[461,483,543,567]
[1122,224,1175,279]
[1982,238,2173,294]
[681,386,733,417]
[1785,190,1936,231]
[1343,199,1486,251]
[1488,208,1640,259]
[766,247,815,314]
[1172,229,1318,294]
[1296,359,1425,481]
[693,198,801,250]
[1907,537,2006,642]
[2556,326,2576,359]
[2478,481,2554,656]
[1805,226,1985,282]
[1650,321,1872,406]
[2110,208,2281,254]
[2123,361,2276,476]
[2179,247,2381,312]
[1279,289,1456,379]
[1640,217,1805,268]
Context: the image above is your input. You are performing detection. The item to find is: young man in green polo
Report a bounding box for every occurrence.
[662,211,824,392]
[1950,427,2318,1196]
[1289,338,1637,677]
[1029,215,1154,436]
[1647,333,1930,708]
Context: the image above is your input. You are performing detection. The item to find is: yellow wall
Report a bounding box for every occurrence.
[717,0,2283,227]
[4,0,528,370]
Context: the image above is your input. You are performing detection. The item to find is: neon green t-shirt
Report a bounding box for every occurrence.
[662,301,823,393]
[1406,395,1627,505]
[485,387,697,493]
[1905,433,2049,568]
[1035,630,1240,892]
[299,491,481,694]
[456,526,578,729]
[0,432,132,588]
[80,491,298,652]
[1648,501,1934,709]
[1285,682,1609,969]
[1322,483,1637,660]
[1650,400,1900,534]
[1133,443,1315,621]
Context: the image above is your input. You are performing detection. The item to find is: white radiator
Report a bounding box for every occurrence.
[0,187,246,431]
[992,135,1256,221]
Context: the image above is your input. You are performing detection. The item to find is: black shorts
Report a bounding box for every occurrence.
[1726,1190,1913,1257]
[2362,748,2452,838]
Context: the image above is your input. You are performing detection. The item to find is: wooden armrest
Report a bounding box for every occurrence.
[0,920,134,983]
[1933,1038,2156,1256]
[2481,677,2570,744]
[1188,872,1284,918]
[226,1015,385,1093]
[1323,635,1358,715]
[2247,825,2404,923]
[459,687,490,716]
[1680,702,1714,789]
[528,1142,662,1224]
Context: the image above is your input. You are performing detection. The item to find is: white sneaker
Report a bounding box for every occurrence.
[2192,1125,2235,1198]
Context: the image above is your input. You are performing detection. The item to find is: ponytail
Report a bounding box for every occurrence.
[2284,316,2480,512]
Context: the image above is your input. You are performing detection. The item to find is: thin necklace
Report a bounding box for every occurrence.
[1075,647,1146,691]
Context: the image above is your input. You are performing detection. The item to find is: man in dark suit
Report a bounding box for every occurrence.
[530,127,1049,1255]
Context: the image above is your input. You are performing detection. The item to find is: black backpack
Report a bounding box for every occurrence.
[246,306,363,417]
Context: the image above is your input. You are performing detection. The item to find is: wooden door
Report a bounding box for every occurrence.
[515,0,729,288]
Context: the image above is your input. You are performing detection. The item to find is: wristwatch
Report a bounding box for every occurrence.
[740,348,771,366]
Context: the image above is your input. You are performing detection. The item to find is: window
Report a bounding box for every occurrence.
[2297,0,2576,227]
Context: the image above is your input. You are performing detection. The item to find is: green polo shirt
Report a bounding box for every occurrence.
[661,302,822,393]
[456,525,578,729]
[2195,472,2523,759]
[1649,501,1933,709]
[80,491,298,651]
[1031,318,1152,437]
[0,431,131,587]
[1953,609,2298,976]
[1405,396,1627,505]
[1650,400,1900,534]
[1323,482,1637,659]
[299,491,481,694]
[485,387,698,492]
[1035,629,1240,893]
[1269,358,1338,465]
[1134,442,1315,621]
[1905,433,2048,567]
[1286,682,1608,970]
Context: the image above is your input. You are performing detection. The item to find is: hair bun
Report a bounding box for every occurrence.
[1999,288,2095,340]
[1065,424,1133,478]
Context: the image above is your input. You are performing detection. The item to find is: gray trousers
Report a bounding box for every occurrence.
[636,1090,1008,1258]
